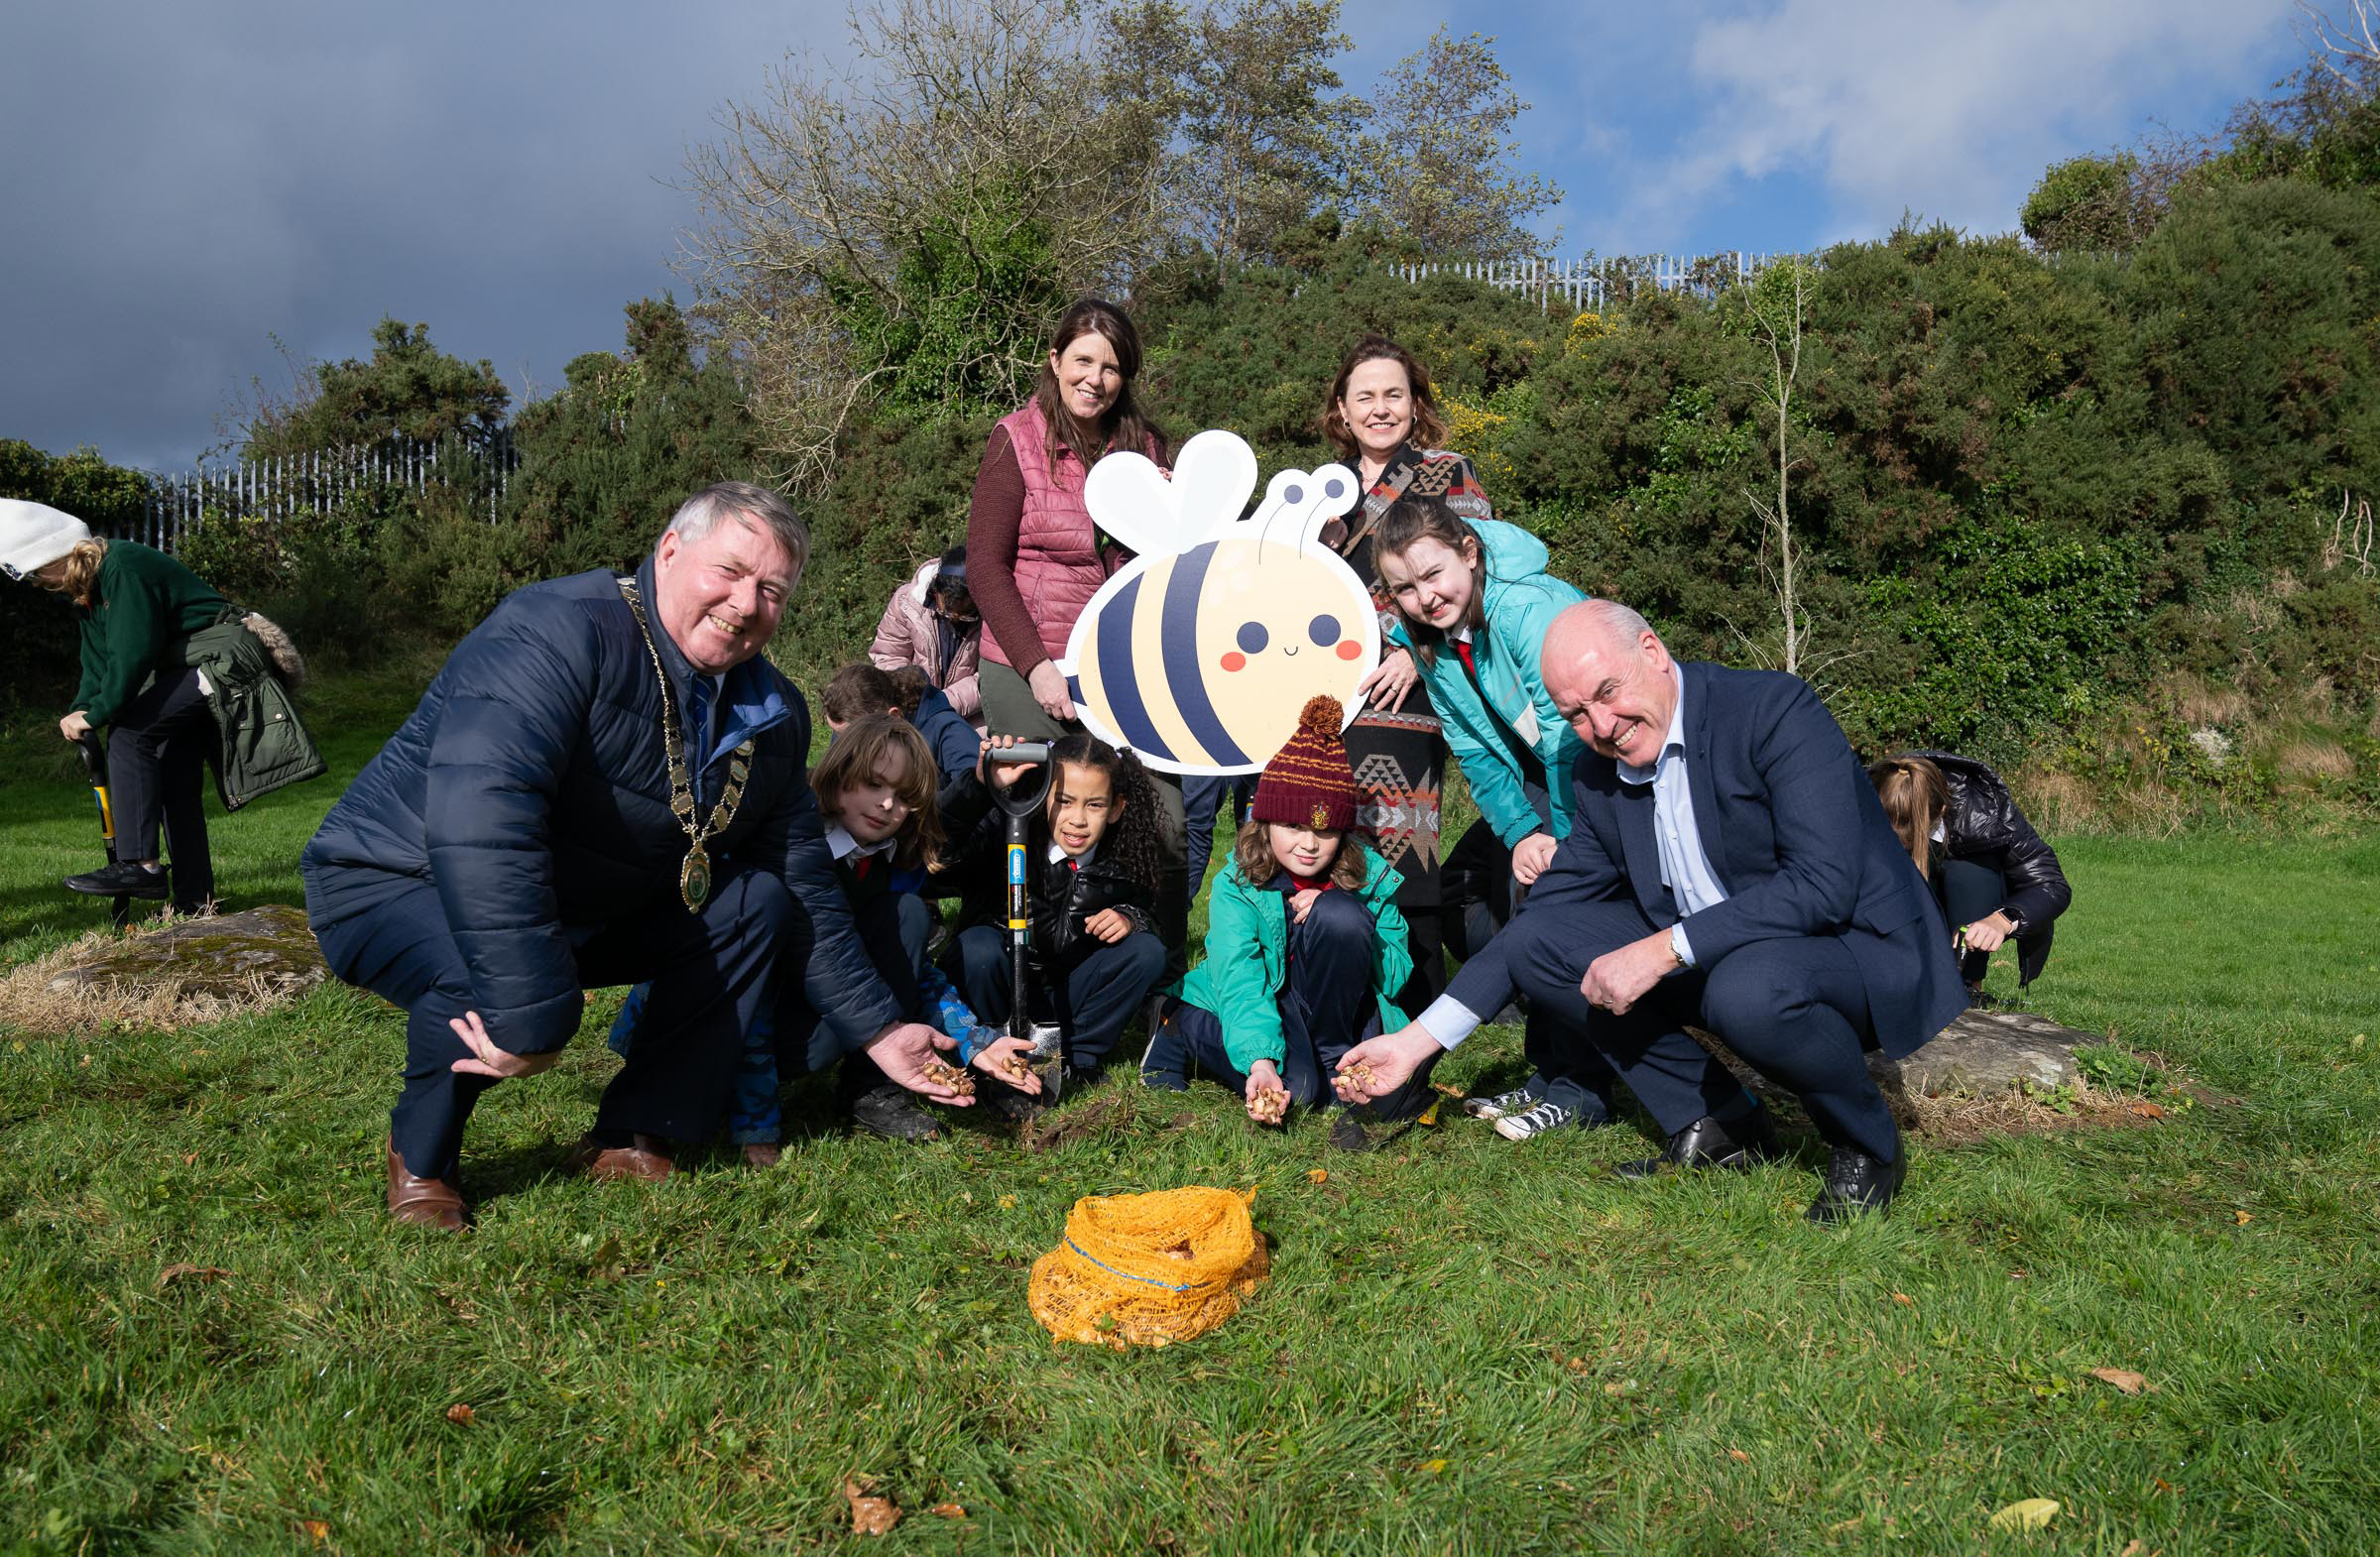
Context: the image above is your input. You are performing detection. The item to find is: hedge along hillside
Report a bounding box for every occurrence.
[1119,183,2380,778]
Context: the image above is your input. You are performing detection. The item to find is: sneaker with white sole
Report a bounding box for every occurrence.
[1494,1098,1579,1141]
[1463,1087,1537,1121]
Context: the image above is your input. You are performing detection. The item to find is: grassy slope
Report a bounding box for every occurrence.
[0,675,2375,1555]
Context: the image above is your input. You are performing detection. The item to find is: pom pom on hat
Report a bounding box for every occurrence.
[0,500,92,581]
[1250,695,1360,833]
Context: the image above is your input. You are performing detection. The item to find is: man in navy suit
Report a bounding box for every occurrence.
[1335,599,1965,1220]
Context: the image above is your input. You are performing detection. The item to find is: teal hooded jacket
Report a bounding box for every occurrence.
[1176,849,1409,1075]
[1387,518,1587,847]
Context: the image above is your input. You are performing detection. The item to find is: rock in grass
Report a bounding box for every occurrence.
[45,903,325,1002]
[1879,1009,2084,1097]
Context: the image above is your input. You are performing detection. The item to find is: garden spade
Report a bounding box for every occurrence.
[72,732,133,930]
[987,743,1063,1098]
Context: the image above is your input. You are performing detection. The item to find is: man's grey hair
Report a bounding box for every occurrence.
[1581,597,1658,648]
[661,481,810,575]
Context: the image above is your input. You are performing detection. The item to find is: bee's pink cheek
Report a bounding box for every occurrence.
[1221,653,1247,672]
[1336,640,1362,660]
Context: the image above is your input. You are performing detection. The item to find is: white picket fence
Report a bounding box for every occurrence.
[136,432,515,553]
[1387,252,1794,311]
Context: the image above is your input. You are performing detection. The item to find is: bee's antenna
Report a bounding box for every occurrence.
[1249,464,1360,555]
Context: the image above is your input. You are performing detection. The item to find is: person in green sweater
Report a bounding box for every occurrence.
[1141,696,1432,1149]
[3,500,319,911]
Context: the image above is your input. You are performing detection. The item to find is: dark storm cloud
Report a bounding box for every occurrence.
[0,1,832,471]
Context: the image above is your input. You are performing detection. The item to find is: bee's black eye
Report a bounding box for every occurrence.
[1237,621,1269,654]
[1307,614,1340,647]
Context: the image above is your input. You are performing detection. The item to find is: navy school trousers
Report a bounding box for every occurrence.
[1498,898,1900,1161]
[317,865,792,1181]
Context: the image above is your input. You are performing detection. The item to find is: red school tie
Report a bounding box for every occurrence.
[852,855,873,882]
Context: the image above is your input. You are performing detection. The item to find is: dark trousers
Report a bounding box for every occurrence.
[107,666,215,905]
[1502,898,1899,1161]
[947,921,1166,1072]
[1938,857,2006,986]
[1165,890,1437,1119]
[1183,774,1254,893]
[760,893,934,1135]
[317,866,792,1180]
[1439,792,1622,1120]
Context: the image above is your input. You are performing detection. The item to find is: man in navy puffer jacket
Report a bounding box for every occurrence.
[303,483,971,1230]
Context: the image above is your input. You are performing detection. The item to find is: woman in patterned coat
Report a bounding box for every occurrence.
[1316,335,1495,1015]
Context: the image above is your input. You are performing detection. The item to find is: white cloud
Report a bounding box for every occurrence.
[1667,0,2293,239]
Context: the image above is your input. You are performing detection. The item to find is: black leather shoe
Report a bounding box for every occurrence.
[1615,1109,1782,1180]
[850,1084,943,1142]
[65,861,170,899]
[1806,1129,1907,1223]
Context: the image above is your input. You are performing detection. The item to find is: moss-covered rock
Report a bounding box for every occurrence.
[46,903,326,1001]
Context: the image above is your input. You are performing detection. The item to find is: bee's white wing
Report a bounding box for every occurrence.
[1083,450,1181,558]
[1168,430,1259,540]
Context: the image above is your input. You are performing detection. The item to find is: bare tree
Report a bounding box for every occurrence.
[1729,259,1853,688]
[1349,27,1562,262]
[682,0,1173,492]
[2298,0,2380,83]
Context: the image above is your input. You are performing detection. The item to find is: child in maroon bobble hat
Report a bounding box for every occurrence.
[1142,697,1435,1143]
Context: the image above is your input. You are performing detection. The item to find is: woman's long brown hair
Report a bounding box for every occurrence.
[810,717,945,872]
[1030,298,1166,474]
[1318,334,1449,464]
[1867,755,1948,880]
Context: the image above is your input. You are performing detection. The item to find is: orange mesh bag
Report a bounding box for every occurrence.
[1027,1186,1270,1349]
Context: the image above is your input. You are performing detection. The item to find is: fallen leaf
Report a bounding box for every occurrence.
[2119,1542,2144,1556]
[1305,1168,1328,1184]
[1417,1099,1441,1127]
[2087,1367,2148,1395]
[928,1503,967,1519]
[1432,1082,1466,1097]
[157,1264,230,1289]
[2234,1210,2253,1225]
[1989,1497,2061,1532]
[445,1403,475,1425]
[299,1519,330,1543]
[1890,1291,1915,1307]
[1418,1458,1449,1475]
[180,1151,198,1165]
[1726,1448,1751,1464]
[845,1476,901,1535]
[2131,1101,2167,1120]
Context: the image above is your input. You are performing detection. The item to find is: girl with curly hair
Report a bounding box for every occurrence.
[936,731,1169,1089]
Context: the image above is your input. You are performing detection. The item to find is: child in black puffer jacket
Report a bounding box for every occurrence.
[936,732,1169,1088]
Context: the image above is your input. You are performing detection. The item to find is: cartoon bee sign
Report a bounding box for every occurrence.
[1058,429,1378,776]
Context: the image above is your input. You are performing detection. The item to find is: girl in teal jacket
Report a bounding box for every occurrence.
[1142,698,1434,1134]
[1371,495,1620,1137]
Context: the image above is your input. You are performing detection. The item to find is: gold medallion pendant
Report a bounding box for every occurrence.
[680,843,713,911]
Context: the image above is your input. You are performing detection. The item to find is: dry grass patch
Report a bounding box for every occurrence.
[0,917,309,1037]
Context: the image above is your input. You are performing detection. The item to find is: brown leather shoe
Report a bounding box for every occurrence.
[386,1139,467,1231]
[570,1133,674,1182]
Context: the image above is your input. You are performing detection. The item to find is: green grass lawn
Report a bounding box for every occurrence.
[2,672,2375,1554]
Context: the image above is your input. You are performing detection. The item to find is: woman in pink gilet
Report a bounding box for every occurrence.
[965,298,1168,735]
[966,298,1194,994]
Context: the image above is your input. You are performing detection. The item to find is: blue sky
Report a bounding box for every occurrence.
[0,0,2308,472]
